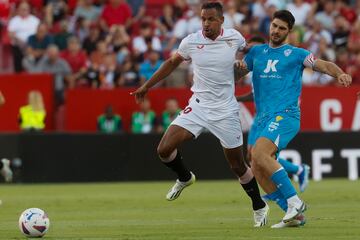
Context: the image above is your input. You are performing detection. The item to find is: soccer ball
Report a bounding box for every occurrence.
[18,208,50,238]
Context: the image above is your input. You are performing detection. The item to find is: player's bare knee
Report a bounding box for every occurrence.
[157,144,174,160]
[230,165,247,177]
[251,148,267,169]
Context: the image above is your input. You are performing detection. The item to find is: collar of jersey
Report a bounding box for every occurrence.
[268,43,289,49]
[201,28,224,41]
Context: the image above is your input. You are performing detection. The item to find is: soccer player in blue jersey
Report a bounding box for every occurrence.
[235,10,352,227]
[236,36,310,194]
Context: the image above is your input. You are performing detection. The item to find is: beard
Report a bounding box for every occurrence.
[270,34,287,46]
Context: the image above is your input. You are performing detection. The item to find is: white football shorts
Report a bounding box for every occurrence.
[170,97,243,149]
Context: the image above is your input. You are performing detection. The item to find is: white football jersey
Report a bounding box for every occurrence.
[177,28,246,120]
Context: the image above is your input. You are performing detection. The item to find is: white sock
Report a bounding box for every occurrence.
[287,195,302,207]
[296,165,304,176]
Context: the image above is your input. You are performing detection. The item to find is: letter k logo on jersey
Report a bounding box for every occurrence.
[264,60,279,73]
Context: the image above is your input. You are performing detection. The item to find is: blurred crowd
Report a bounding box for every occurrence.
[1,0,360,102]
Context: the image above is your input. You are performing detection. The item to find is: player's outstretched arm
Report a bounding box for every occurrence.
[234,60,250,81]
[0,91,5,106]
[236,92,254,102]
[313,59,352,87]
[130,54,184,103]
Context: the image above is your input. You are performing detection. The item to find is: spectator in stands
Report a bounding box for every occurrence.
[97,105,122,133]
[304,19,332,56]
[19,90,46,132]
[223,0,245,30]
[335,47,350,71]
[44,0,68,27]
[74,0,101,23]
[100,0,132,32]
[105,25,130,58]
[336,0,357,24]
[139,50,163,86]
[0,0,14,27]
[238,18,252,40]
[318,37,336,62]
[60,36,88,88]
[23,45,71,105]
[286,0,313,26]
[83,66,101,88]
[173,0,188,20]
[89,40,108,68]
[314,0,336,31]
[259,2,277,36]
[71,16,89,43]
[99,53,120,89]
[302,67,335,86]
[132,22,162,61]
[128,0,145,23]
[251,0,267,25]
[348,19,360,53]
[238,0,251,19]
[7,2,40,72]
[164,52,189,88]
[131,98,156,134]
[332,15,350,50]
[157,98,181,133]
[54,20,73,50]
[187,3,202,35]
[287,25,304,47]
[27,23,54,62]
[347,52,360,84]
[82,23,104,55]
[356,0,360,17]
[165,13,188,52]
[156,4,176,38]
[117,56,140,87]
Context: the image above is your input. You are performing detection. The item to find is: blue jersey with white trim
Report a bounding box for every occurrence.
[244,44,312,117]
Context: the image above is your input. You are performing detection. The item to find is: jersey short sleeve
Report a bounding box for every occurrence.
[236,32,247,51]
[243,46,256,71]
[303,52,316,69]
[176,36,191,61]
[296,48,314,69]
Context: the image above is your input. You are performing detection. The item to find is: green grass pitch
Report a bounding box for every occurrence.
[0,179,359,239]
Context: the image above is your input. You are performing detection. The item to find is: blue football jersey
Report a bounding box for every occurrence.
[244,44,312,117]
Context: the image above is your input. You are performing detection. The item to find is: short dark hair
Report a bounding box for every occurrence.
[273,10,295,29]
[201,2,223,16]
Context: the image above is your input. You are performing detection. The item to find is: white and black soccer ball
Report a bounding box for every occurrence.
[18,208,50,238]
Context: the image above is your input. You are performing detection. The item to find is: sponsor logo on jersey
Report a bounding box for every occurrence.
[284,49,292,57]
[276,116,283,122]
[264,60,279,73]
[225,40,233,47]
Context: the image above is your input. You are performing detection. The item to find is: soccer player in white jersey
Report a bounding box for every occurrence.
[0,91,13,183]
[235,10,352,228]
[131,2,269,227]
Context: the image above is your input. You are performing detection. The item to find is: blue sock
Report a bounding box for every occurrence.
[263,190,288,212]
[278,158,299,174]
[271,168,297,200]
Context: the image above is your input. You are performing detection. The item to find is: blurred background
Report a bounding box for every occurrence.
[0,0,359,183]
